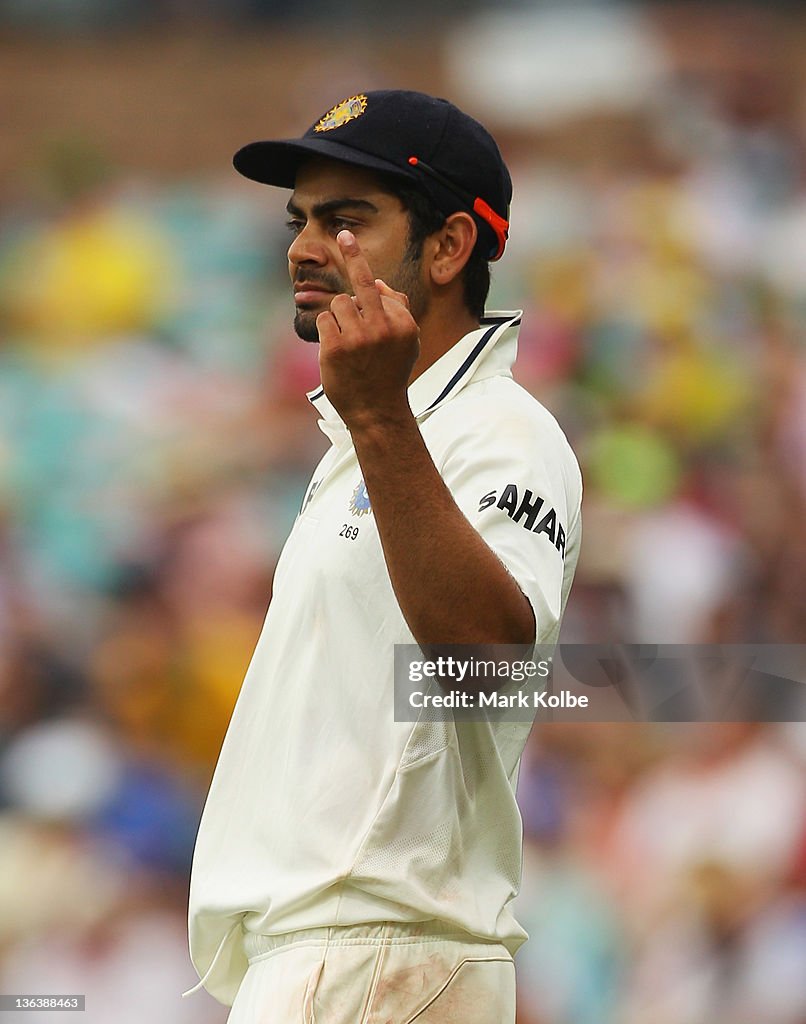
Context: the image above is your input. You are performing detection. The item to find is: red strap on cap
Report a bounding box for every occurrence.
[473,197,509,262]
[407,156,509,261]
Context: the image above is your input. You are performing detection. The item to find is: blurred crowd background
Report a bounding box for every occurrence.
[1,2,805,1022]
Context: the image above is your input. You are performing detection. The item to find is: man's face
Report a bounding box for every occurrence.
[286,158,430,342]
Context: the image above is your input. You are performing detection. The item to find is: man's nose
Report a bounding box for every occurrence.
[287,223,328,268]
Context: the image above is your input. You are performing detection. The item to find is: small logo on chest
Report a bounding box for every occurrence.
[349,478,372,517]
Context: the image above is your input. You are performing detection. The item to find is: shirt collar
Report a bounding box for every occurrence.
[307,309,522,444]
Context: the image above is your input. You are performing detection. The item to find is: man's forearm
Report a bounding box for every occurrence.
[349,408,536,647]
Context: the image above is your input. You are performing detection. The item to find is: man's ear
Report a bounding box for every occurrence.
[428,212,478,286]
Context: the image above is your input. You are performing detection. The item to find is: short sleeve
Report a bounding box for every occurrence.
[425,381,582,645]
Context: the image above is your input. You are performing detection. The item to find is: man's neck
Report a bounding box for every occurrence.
[409,304,480,384]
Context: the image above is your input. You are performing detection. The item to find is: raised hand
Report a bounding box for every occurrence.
[316,230,420,430]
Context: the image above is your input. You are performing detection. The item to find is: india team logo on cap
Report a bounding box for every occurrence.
[314,94,368,133]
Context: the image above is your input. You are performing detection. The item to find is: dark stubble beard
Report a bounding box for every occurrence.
[293,242,430,343]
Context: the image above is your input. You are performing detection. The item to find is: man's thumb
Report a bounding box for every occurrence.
[374,279,410,309]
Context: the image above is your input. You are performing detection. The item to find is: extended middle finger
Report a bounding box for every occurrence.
[337,230,384,315]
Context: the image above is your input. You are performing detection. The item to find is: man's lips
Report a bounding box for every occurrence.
[294,283,336,306]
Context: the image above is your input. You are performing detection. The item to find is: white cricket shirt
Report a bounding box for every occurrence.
[188,311,582,1004]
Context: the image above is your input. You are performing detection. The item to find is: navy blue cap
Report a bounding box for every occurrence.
[233,90,512,261]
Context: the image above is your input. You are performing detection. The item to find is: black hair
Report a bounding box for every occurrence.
[384,179,491,322]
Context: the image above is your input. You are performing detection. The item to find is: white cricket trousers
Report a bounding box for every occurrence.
[226,921,516,1024]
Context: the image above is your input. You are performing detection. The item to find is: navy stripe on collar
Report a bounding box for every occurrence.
[307,313,520,414]
[422,314,521,414]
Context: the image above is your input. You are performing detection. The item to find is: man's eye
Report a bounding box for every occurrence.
[330,218,357,233]
[286,220,304,235]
